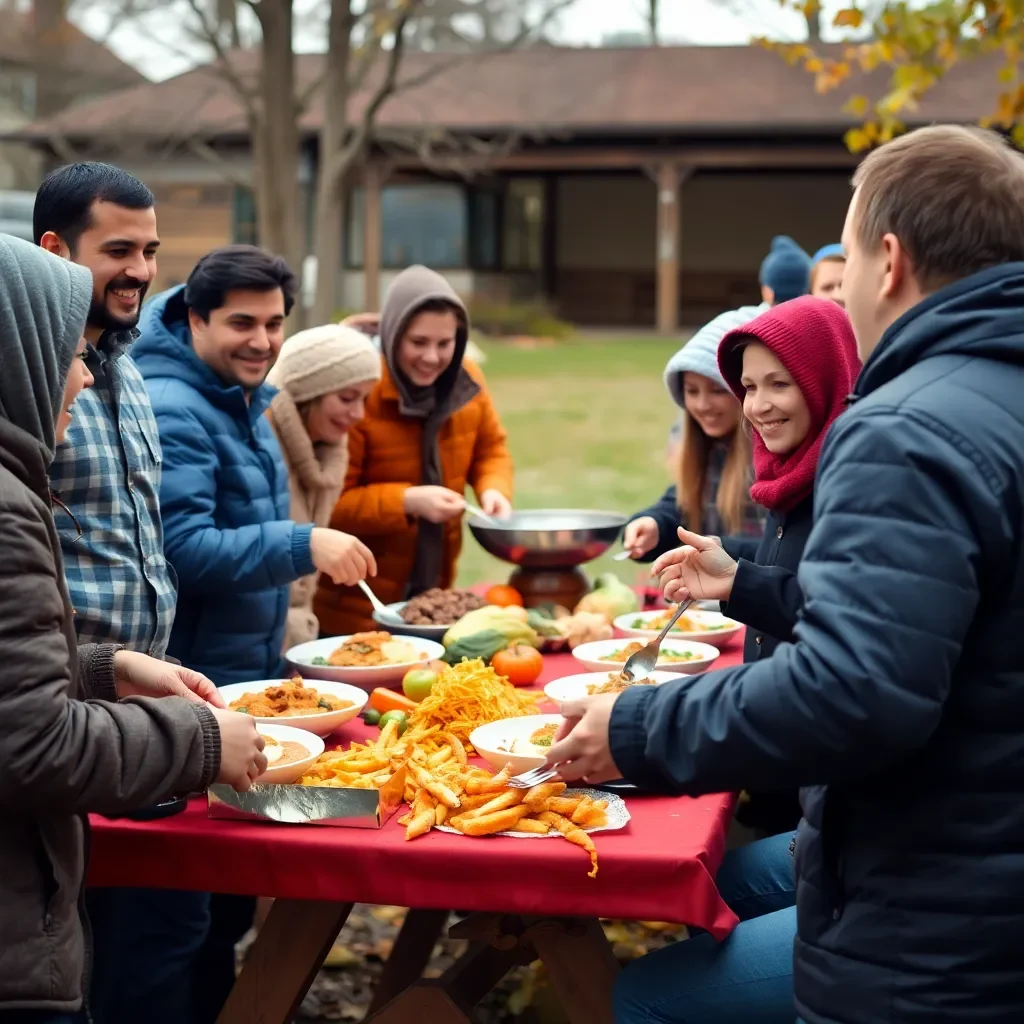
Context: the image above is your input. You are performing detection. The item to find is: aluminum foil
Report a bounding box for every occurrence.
[207,764,407,828]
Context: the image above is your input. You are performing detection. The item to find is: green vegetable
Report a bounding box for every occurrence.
[527,609,565,638]
[574,572,639,622]
[311,656,329,666]
[442,629,514,666]
[362,708,381,726]
[443,607,539,649]
[378,710,408,735]
[235,706,248,714]
[317,697,335,710]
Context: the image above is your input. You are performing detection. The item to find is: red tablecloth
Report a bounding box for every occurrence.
[88,642,745,939]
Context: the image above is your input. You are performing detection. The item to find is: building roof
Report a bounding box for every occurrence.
[0,12,147,94]
[10,43,1002,143]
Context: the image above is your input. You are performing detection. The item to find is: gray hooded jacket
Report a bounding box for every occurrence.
[0,235,220,1013]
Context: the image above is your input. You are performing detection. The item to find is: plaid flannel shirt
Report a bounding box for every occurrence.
[50,330,176,657]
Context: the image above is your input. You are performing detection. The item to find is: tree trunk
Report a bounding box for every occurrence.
[252,0,302,277]
[32,0,70,119]
[805,8,822,44]
[646,0,659,45]
[311,0,357,325]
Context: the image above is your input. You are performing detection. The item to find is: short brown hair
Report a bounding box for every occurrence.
[851,125,1024,291]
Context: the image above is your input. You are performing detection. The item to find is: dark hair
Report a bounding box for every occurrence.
[851,125,1024,292]
[184,244,298,321]
[33,162,154,251]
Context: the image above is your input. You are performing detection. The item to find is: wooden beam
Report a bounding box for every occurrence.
[363,159,383,312]
[387,144,857,174]
[655,161,689,335]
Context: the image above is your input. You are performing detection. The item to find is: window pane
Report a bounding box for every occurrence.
[503,179,544,271]
[346,184,466,268]
[233,187,258,245]
[469,188,500,270]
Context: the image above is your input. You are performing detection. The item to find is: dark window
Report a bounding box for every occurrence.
[468,187,500,270]
[233,187,258,245]
[502,178,544,271]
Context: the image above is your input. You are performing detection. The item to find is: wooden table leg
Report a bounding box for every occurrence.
[528,917,619,1024]
[217,899,353,1024]
[366,908,450,1014]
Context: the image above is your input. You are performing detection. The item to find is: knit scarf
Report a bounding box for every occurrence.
[718,296,861,514]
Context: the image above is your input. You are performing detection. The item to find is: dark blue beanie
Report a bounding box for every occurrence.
[759,235,811,303]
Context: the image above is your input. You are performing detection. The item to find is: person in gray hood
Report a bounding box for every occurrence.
[0,234,266,1022]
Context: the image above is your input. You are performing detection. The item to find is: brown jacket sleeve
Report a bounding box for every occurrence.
[330,420,411,536]
[0,502,220,815]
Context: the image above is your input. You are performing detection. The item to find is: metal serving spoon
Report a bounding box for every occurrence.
[620,599,695,682]
[357,580,405,626]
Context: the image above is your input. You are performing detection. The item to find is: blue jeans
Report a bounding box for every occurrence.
[613,831,797,1023]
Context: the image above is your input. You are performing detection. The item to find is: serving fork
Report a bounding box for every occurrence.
[619,598,695,681]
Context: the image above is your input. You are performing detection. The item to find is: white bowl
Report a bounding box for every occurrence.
[286,635,446,691]
[470,714,564,776]
[217,678,368,738]
[371,602,451,642]
[255,722,325,785]
[613,608,743,650]
[543,670,683,704]
[571,637,720,675]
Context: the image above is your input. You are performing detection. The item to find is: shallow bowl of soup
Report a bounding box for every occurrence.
[218,677,367,737]
[614,608,743,650]
[255,722,325,785]
[571,637,720,675]
[470,714,565,776]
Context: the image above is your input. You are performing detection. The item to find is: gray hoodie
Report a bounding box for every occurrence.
[0,234,220,1013]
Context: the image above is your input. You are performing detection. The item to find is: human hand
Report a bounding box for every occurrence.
[113,650,226,708]
[339,312,380,337]
[479,489,512,518]
[310,529,377,586]
[651,527,738,604]
[543,693,623,784]
[403,485,466,524]
[210,708,267,791]
[622,517,660,559]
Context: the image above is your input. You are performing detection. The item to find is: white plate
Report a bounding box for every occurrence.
[543,670,683,704]
[470,714,563,776]
[371,602,450,642]
[255,722,325,785]
[613,608,743,649]
[571,637,720,675]
[218,678,368,737]
[435,787,630,838]
[286,635,446,690]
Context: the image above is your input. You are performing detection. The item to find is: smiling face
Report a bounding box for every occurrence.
[41,200,159,341]
[740,341,811,455]
[681,372,742,439]
[811,258,845,305]
[304,380,376,445]
[188,288,286,391]
[57,337,96,444]
[395,308,460,387]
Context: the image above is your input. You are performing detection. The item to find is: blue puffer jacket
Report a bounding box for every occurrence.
[610,263,1024,1023]
[134,287,315,685]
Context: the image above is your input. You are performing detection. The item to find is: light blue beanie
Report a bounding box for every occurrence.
[812,243,845,265]
[664,304,765,409]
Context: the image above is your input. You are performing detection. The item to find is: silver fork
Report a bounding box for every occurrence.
[620,599,695,681]
[506,765,558,789]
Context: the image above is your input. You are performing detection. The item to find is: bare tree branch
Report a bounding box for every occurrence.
[181,0,259,114]
[185,137,251,187]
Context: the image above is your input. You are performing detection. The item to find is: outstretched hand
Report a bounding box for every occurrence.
[651,527,739,604]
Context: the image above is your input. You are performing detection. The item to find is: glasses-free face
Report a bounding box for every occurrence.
[739,342,811,455]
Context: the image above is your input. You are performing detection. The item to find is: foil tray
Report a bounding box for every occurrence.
[207,764,407,828]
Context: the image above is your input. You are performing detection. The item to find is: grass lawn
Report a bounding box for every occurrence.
[456,335,682,589]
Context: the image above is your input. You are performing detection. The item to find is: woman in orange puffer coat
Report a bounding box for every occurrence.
[314,265,514,635]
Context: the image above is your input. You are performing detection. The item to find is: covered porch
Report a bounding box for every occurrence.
[344,141,858,329]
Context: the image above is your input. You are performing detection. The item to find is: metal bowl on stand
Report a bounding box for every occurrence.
[468,509,628,608]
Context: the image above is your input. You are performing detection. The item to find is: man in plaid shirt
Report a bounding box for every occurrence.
[37,163,188,1024]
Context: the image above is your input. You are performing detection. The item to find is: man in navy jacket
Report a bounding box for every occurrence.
[549,125,1024,1024]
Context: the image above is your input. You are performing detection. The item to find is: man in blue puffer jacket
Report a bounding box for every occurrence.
[548,124,1024,1024]
[133,245,374,1022]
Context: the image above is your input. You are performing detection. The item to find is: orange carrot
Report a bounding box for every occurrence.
[368,688,418,714]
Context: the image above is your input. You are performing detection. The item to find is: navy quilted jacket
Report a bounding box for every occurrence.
[134,288,315,685]
[610,264,1024,1023]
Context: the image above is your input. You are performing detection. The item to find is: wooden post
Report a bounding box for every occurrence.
[655,160,681,334]
[363,159,383,312]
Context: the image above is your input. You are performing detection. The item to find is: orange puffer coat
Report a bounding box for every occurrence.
[313,358,513,634]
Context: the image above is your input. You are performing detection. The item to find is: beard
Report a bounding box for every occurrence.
[87,276,150,334]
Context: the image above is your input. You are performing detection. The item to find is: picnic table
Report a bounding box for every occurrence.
[88,642,745,1024]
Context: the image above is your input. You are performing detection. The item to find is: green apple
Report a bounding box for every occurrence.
[402,668,437,703]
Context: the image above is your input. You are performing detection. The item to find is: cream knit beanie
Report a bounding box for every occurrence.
[267,324,381,404]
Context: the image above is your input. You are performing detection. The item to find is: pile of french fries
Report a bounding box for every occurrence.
[297,717,608,877]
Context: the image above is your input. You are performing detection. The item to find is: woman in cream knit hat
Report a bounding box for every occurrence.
[266,323,381,648]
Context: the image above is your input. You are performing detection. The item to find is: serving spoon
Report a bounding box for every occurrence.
[357,580,405,626]
[620,598,695,682]
[463,500,499,525]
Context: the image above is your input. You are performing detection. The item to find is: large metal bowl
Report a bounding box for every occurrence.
[468,509,627,569]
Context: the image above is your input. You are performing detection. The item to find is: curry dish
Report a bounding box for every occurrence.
[586,671,659,695]
[322,631,423,667]
[629,607,731,632]
[600,642,698,664]
[228,677,353,717]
